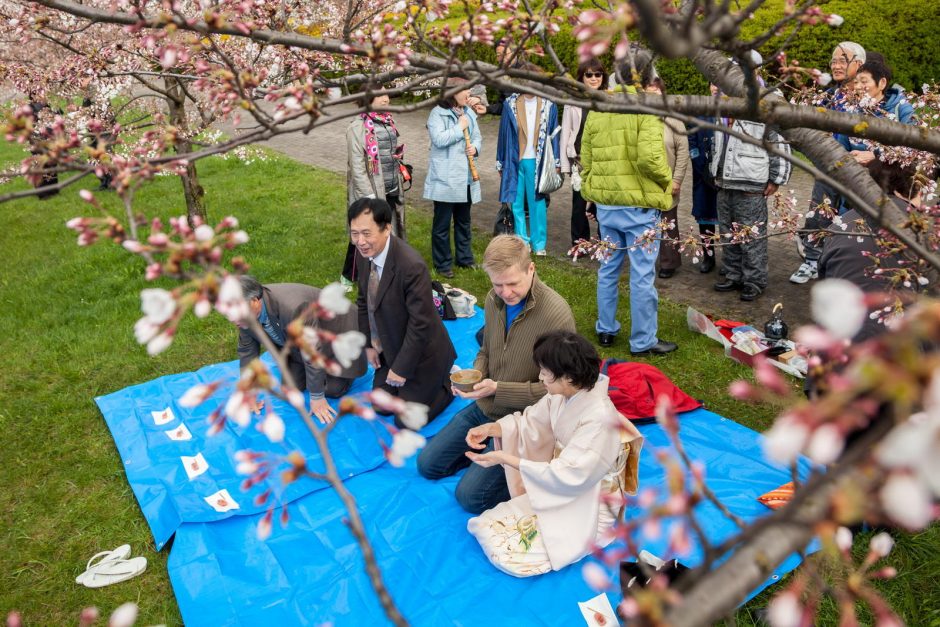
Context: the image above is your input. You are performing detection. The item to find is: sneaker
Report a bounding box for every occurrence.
[789,261,818,284]
[534,250,547,256]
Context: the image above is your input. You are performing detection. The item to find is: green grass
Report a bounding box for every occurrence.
[0,141,935,625]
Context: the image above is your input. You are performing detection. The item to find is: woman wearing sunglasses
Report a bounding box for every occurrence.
[560,59,607,247]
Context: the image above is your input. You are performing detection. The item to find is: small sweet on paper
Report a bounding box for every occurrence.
[578,593,618,626]
[165,423,192,441]
[151,407,176,425]
[204,489,240,513]
[181,453,209,480]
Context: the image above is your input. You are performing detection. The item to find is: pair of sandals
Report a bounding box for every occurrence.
[75,544,147,588]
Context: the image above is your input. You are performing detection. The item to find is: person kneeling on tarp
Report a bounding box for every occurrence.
[235,275,367,424]
[465,331,643,577]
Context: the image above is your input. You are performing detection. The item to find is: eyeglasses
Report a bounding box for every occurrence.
[583,72,605,79]
[829,57,858,67]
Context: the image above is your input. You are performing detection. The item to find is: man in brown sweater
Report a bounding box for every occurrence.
[417,235,576,513]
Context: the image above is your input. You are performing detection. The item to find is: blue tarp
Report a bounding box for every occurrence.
[96,311,815,625]
[166,410,812,626]
[95,314,485,549]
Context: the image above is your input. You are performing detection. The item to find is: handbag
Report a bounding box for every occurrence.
[537,127,564,195]
[493,202,514,236]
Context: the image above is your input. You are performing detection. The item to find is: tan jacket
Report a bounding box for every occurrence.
[663,117,690,209]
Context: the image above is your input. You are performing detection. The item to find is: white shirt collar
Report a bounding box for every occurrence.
[371,234,392,272]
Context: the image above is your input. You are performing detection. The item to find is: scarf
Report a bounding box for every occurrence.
[361,112,398,174]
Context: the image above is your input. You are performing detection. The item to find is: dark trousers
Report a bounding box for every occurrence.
[373,353,453,428]
[570,188,597,245]
[286,353,353,396]
[717,189,769,289]
[431,190,475,272]
[658,206,681,270]
[416,402,510,514]
[801,181,840,263]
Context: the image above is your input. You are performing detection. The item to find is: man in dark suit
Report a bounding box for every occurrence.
[236,275,367,423]
[348,198,457,426]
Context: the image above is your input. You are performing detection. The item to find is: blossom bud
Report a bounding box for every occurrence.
[824,13,844,26]
[79,189,95,202]
[194,224,215,242]
[869,532,895,558]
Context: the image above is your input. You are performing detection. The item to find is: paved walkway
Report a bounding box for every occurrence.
[230,103,816,327]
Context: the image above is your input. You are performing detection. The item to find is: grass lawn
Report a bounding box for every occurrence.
[0,140,936,625]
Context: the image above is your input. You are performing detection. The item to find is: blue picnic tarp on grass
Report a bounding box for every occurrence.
[94,312,484,549]
[166,409,814,626]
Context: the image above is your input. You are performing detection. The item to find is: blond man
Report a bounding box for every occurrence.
[417,235,575,513]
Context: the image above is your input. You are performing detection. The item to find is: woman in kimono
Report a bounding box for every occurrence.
[465,331,643,577]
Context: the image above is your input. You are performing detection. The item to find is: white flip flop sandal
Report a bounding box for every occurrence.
[75,544,132,585]
[82,556,148,588]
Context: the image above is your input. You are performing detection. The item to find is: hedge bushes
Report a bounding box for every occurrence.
[737,0,939,90]
[446,0,939,96]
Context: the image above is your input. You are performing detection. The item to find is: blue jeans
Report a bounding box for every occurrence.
[511,158,547,252]
[416,402,510,514]
[595,205,661,352]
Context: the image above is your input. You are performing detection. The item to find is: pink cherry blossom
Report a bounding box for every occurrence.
[261,412,286,443]
[880,473,933,530]
[767,590,801,627]
[108,603,138,627]
[319,282,353,316]
[811,279,867,340]
[869,532,895,558]
[763,415,810,464]
[806,424,845,464]
[581,561,612,591]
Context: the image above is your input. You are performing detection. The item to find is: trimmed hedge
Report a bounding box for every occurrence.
[738,0,939,91]
[445,0,939,96]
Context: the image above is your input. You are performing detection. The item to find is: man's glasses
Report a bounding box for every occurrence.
[583,72,605,79]
[829,57,857,67]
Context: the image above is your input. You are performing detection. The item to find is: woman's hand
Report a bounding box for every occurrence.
[465,144,477,157]
[466,450,520,469]
[457,113,470,131]
[465,421,501,449]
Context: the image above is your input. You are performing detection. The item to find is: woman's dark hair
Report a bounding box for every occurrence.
[866,160,935,199]
[438,78,467,109]
[858,59,892,87]
[532,331,600,391]
[576,58,606,84]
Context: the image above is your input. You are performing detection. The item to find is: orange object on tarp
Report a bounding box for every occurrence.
[757,481,796,510]
[601,359,702,421]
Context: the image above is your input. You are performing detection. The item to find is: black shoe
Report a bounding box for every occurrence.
[699,254,715,273]
[437,268,454,279]
[631,340,678,356]
[658,268,675,279]
[714,279,743,292]
[740,285,762,301]
[598,332,616,348]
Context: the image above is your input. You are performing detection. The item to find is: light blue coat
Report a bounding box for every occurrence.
[423,105,483,204]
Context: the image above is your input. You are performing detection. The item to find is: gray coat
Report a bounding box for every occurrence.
[237,283,367,396]
[710,118,791,192]
[346,118,404,207]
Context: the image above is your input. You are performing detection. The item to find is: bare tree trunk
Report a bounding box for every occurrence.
[164,76,206,222]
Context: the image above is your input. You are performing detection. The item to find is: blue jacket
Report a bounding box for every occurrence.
[495,94,560,204]
[423,105,482,204]
[837,86,916,152]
